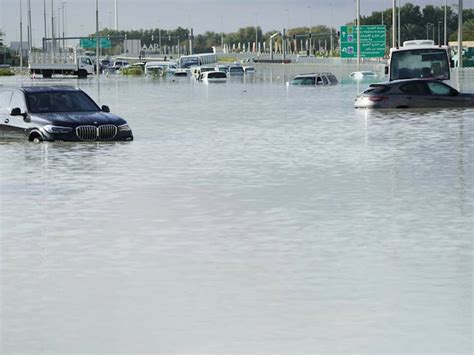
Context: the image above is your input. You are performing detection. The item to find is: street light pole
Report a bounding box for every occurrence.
[444,0,447,45]
[438,21,441,45]
[398,0,401,46]
[458,0,463,68]
[51,0,55,55]
[330,2,334,56]
[392,0,397,47]
[19,0,23,72]
[114,0,118,31]
[356,0,360,69]
[96,0,100,79]
[255,12,258,54]
[308,6,312,55]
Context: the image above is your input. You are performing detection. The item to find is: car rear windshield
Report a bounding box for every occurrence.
[26,91,100,113]
[208,72,226,79]
[365,85,390,94]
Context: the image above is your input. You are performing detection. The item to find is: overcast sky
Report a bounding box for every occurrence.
[0,0,472,45]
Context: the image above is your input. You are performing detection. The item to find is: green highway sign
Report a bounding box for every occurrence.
[340,25,386,58]
[80,38,112,49]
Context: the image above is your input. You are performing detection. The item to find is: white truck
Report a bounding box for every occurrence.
[385,40,452,82]
[29,51,95,78]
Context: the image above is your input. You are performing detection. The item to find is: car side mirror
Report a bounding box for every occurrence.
[10,107,22,116]
[384,66,389,75]
[450,88,459,96]
[11,107,30,122]
[450,59,455,68]
[101,105,110,113]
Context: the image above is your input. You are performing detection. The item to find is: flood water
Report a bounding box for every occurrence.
[1,71,473,354]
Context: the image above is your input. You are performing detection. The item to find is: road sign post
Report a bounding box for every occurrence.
[340,25,386,59]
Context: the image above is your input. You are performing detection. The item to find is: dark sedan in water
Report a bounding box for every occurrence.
[0,85,133,142]
[354,79,474,109]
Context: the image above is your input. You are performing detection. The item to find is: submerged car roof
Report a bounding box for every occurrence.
[294,72,336,77]
[12,85,82,93]
[369,78,442,87]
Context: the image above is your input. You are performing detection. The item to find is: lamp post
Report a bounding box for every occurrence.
[356,0,360,69]
[255,12,258,54]
[114,0,118,31]
[398,0,401,46]
[444,0,447,45]
[62,2,66,50]
[392,0,397,47]
[458,0,463,68]
[95,0,100,78]
[438,21,442,45]
[308,6,312,55]
[19,0,23,72]
[426,23,432,39]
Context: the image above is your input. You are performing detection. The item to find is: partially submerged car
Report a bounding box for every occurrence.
[197,70,227,83]
[349,71,378,80]
[0,85,133,142]
[354,79,474,109]
[290,72,338,86]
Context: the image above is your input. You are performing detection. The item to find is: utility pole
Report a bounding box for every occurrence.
[27,0,32,51]
[255,13,258,54]
[330,2,334,56]
[62,2,65,50]
[458,0,463,68]
[43,0,47,50]
[356,0,360,69]
[51,0,55,55]
[444,0,447,45]
[96,0,100,79]
[397,0,401,46]
[392,0,397,47]
[114,0,118,31]
[20,0,23,72]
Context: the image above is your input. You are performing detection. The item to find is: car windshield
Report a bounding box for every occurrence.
[26,91,100,113]
[390,48,450,80]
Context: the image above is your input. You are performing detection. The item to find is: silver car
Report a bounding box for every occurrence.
[354,79,474,109]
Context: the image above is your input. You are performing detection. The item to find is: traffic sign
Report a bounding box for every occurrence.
[80,38,112,49]
[340,25,386,58]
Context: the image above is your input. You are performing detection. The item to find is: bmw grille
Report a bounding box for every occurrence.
[76,125,117,141]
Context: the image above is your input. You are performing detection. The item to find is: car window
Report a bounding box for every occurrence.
[327,74,338,84]
[399,82,430,95]
[302,77,315,85]
[426,81,453,95]
[10,91,27,111]
[366,85,390,94]
[321,76,329,85]
[0,90,12,113]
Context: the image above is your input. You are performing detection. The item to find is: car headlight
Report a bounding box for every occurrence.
[118,124,131,132]
[43,125,73,134]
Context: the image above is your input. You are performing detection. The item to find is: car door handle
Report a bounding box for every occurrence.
[406,96,413,100]
[4,119,9,124]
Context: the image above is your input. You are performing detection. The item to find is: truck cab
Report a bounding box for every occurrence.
[385,40,452,82]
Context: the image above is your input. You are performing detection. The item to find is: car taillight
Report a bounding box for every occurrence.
[368,96,389,102]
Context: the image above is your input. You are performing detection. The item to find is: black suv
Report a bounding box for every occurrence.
[0,85,133,142]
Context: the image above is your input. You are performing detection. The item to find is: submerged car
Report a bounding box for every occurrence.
[349,71,378,80]
[290,72,338,86]
[354,79,474,109]
[0,85,133,142]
